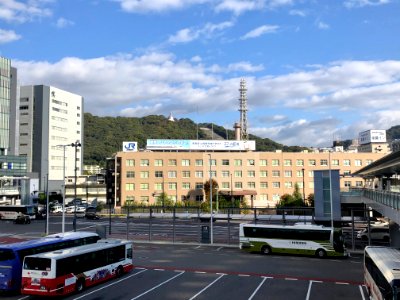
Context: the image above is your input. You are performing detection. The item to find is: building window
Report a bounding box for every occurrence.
[140,183,149,190]
[308,159,316,166]
[366,159,373,165]
[296,170,303,177]
[260,182,268,188]
[168,182,177,190]
[222,170,230,177]
[297,182,304,188]
[332,159,339,166]
[234,159,242,166]
[168,159,177,166]
[272,182,280,188]
[343,159,351,166]
[285,182,293,188]
[182,171,190,178]
[247,159,255,166]
[272,159,280,166]
[154,183,163,190]
[260,159,268,166]
[222,159,230,166]
[210,159,217,166]
[247,182,256,188]
[168,171,177,178]
[320,159,328,166]
[126,196,135,205]
[182,159,190,166]
[195,159,203,166]
[140,171,149,178]
[222,182,230,189]
[195,182,203,189]
[344,181,351,187]
[234,170,242,177]
[210,170,217,177]
[195,171,203,178]
[284,159,292,166]
[195,195,204,201]
[260,170,268,177]
[356,181,363,187]
[140,196,149,203]
[308,170,314,177]
[125,183,135,191]
[343,170,351,176]
[126,171,135,178]
[284,170,292,177]
[355,160,362,167]
[154,159,163,166]
[182,182,190,189]
[272,170,280,177]
[140,159,149,166]
[235,182,242,188]
[155,171,163,178]
[247,170,255,177]
[296,159,304,167]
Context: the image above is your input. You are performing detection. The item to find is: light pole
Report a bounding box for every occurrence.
[45,173,49,235]
[302,168,306,205]
[71,141,81,232]
[208,154,213,244]
[57,144,70,233]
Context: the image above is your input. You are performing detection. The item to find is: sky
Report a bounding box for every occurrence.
[1,0,400,148]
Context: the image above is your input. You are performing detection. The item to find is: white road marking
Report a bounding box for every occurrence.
[130,271,185,300]
[189,273,225,300]
[359,285,366,300]
[248,276,271,300]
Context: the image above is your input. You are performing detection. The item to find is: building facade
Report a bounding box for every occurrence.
[18,85,84,192]
[111,149,385,208]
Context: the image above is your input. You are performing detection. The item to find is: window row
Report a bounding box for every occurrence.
[125,158,373,168]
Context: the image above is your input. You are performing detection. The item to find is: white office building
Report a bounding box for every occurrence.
[19,85,84,192]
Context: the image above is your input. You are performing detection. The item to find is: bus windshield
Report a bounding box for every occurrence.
[0,249,15,261]
[24,257,51,271]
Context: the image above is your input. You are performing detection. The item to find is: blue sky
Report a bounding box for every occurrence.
[1,0,400,147]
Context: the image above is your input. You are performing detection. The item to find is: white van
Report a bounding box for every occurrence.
[357,227,390,241]
[52,205,63,214]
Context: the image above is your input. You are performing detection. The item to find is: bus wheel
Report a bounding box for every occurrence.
[116,266,124,277]
[315,249,326,258]
[76,279,85,292]
[261,245,272,255]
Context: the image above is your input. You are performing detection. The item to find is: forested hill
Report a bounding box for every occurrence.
[83,113,307,166]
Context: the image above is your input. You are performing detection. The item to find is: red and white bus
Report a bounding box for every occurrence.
[21,239,133,296]
[364,246,400,300]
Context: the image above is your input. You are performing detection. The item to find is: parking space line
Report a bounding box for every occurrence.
[189,273,225,300]
[130,271,185,300]
[306,280,319,300]
[73,269,148,300]
[359,285,366,300]
[248,276,270,300]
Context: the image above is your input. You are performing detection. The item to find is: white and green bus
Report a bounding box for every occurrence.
[239,223,347,258]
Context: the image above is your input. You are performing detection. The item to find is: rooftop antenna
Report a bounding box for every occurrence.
[239,79,248,141]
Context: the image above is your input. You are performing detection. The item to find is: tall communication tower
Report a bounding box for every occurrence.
[238,78,248,141]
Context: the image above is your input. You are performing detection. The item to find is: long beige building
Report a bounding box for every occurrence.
[113,149,385,208]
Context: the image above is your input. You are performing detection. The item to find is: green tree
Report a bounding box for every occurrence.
[155,192,174,207]
[203,178,219,202]
[306,193,314,207]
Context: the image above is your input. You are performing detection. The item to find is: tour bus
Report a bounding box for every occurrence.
[21,239,133,296]
[0,231,100,293]
[239,223,347,258]
[364,246,400,300]
[0,205,36,220]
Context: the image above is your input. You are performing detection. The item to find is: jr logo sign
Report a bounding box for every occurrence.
[123,142,137,152]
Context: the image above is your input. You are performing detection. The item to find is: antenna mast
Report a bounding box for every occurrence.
[239,78,248,141]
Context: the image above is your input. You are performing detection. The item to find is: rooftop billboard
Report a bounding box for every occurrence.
[146,139,256,151]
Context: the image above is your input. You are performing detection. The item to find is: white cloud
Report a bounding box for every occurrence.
[289,9,307,17]
[0,0,52,23]
[316,21,330,30]
[168,21,234,44]
[344,0,390,8]
[55,17,74,28]
[13,55,400,147]
[215,0,293,15]
[241,25,279,40]
[0,28,21,43]
[113,0,209,13]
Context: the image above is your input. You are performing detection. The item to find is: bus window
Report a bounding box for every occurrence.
[24,257,51,271]
[0,249,15,261]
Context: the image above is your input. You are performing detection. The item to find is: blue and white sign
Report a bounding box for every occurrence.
[146,139,256,151]
[123,142,138,152]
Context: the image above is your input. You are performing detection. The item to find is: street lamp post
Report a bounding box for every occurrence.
[71,141,81,232]
[302,168,306,205]
[57,144,70,233]
[208,154,213,244]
